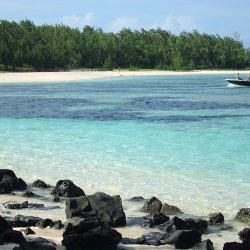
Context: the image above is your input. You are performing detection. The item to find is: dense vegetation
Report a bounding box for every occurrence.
[0,19,249,71]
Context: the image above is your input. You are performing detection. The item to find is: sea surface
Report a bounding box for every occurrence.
[0,74,250,219]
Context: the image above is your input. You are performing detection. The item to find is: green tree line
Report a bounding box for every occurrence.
[0,19,250,71]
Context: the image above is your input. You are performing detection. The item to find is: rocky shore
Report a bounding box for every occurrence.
[0,169,249,250]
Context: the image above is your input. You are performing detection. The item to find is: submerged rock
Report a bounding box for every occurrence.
[32,179,50,188]
[207,212,224,225]
[51,180,85,198]
[4,200,44,209]
[140,196,162,213]
[161,203,182,215]
[128,196,146,202]
[235,208,250,224]
[7,214,43,227]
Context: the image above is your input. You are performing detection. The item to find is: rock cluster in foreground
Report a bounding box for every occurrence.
[0,169,249,250]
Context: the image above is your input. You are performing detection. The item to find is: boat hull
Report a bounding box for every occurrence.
[226,79,250,87]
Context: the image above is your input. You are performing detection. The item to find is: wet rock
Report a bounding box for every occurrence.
[0,215,12,235]
[33,179,50,188]
[13,237,56,250]
[192,239,214,250]
[143,232,170,246]
[161,203,182,215]
[239,227,250,246]
[22,227,35,235]
[185,218,208,234]
[0,182,12,194]
[22,191,37,198]
[51,180,85,198]
[66,192,126,227]
[0,169,16,180]
[122,232,172,246]
[53,197,60,202]
[207,212,224,225]
[0,170,27,194]
[4,200,44,209]
[1,229,26,243]
[1,175,27,190]
[52,220,64,229]
[140,196,162,213]
[62,226,122,250]
[64,218,102,236]
[36,218,54,228]
[128,212,169,228]
[235,208,250,224]
[162,229,202,249]
[7,214,43,227]
[121,237,145,245]
[159,216,208,234]
[128,196,145,202]
[223,242,249,250]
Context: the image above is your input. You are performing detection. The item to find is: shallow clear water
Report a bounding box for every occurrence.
[0,75,249,218]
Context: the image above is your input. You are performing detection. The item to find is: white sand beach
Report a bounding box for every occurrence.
[0,70,249,84]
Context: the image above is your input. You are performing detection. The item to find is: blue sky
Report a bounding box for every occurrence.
[1,0,250,46]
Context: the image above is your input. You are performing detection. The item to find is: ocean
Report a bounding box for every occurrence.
[0,74,249,219]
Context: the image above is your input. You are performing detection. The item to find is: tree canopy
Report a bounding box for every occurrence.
[0,19,249,71]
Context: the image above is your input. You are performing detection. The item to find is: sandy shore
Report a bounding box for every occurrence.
[0,70,249,84]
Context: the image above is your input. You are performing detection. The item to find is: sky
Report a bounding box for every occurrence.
[1,0,250,47]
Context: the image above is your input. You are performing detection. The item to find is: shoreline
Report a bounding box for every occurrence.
[0,171,248,250]
[0,70,249,84]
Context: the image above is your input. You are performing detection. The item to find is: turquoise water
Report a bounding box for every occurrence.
[0,75,250,217]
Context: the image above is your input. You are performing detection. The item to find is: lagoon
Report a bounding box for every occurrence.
[0,74,249,219]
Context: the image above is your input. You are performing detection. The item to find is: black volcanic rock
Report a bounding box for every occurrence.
[192,239,214,250]
[62,226,122,250]
[163,229,202,249]
[128,212,169,228]
[66,192,126,227]
[223,242,250,250]
[51,180,85,198]
[159,216,208,234]
[140,196,162,213]
[4,201,44,209]
[0,215,12,235]
[0,169,16,180]
[1,229,26,244]
[8,215,43,227]
[13,237,56,250]
[36,218,54,228]
[239,227,250,246]
[0,169,27,194]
